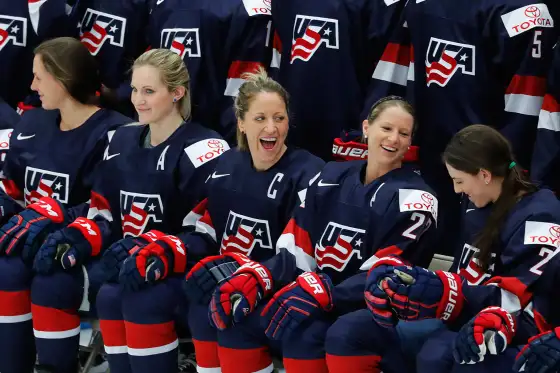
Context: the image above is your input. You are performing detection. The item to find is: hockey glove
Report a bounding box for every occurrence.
[513,327,560,373]
[364,256,409,328]
[209,257,273,331]
[261,272,333,341]
[119,234,186,292]
[0,197,67,261]
[453,307,516,364]
[184,252,248,305]
[99,230,164,283]
[34,218,103,274]
[382,265,464,323]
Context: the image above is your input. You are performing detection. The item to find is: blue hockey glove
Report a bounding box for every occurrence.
[184,252,247,305]
[364,256,409,328]
[99,230,164,283]
[453,306,516,364]
[383,265,464,323]
[261,272,333,341]
[514,327,560,373]
[34,217,103,274]
[209,256,273,331]
[0,197,67,261]
[119,235,186,292]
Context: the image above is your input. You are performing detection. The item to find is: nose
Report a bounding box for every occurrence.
[453,184,462,194]
[264,118,276,132]
[387,130,398,143]
[30,77,37,92]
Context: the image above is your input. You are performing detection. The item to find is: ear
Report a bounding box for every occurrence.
[479,168,492,184]
[237,118,245,134]
[362,119,370,139]
[172,86,186,101]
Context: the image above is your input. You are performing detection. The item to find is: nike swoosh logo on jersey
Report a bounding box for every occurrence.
[105,153,120,160]
[466,209,475,213]
[211,172,230,179]
[156,0,165,4]
[16,133,35,140]
[318,180,339,187]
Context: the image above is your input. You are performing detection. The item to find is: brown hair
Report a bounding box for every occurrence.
[234,67,290,151]
[34,37,102,105]
[363,96,416,142]
[132,48,192,119]
[442,124,537,270]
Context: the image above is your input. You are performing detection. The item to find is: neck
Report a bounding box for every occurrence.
[148,111,184,147]
[58,98,99,131]
[253,144,288,171]
[364,159,401,185]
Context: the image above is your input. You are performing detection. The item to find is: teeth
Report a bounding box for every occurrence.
[382,145,397,152]
[261,137,277,141]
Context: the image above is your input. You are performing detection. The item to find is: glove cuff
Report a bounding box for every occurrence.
[28,197,66,224]
[435,271,464,323]
[69,218,102,256]
[235,258,273,297]
[158,235,187,275]
[296,272,333,311]
[366,255,406,276]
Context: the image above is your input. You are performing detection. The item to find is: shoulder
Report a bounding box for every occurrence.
[319,160,365,183]
[181,123,231,169]
[491,1,553,36]
[281,148,325,176]
[235,0,272,17]
[97,109,135,129]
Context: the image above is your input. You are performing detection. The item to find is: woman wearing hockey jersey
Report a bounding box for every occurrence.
[24,48,230,373]
[178,68,325,373]
[328,125,560,373]
[203,96,439,373]
[0,36,132,373]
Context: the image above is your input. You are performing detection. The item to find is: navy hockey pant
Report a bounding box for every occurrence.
[96,277,188,373]
[324,309,444,373]
[416,328,520,373]
[31,259,106,373]
[187,303,221,372]
[0,256,35,373]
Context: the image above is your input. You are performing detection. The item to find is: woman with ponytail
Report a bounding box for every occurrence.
[326,124,560,373]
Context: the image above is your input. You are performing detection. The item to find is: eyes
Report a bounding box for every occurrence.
[381,125,410,138]
[254,115,286,122]
[131,87,154,95]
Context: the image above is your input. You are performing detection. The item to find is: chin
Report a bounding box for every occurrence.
[136,113,153,124]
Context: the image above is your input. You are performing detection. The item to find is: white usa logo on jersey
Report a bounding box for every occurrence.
[161,28,201,59]
[425,37,475,87]
[0,15,27,52]
[291,15,339,63]
[79,8,127,56]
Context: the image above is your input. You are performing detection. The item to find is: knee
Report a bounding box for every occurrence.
[0,257,31,290]
[325,310,386,356]
[96,283,122,318]
[31,271,82,308]
[416,329,456,371]
[121,282,177,323]
[281,318,331,359]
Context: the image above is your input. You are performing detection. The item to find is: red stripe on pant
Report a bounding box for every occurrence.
[124,320,176,350]
[99,319,126,350]
[326,354,382,373]
[193,339,220,369]
[31,304,80,333]
[283,358,328,373]
[218,346,271,373]
[0,290,30,316]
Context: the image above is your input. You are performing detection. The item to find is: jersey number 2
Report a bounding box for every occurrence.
[402,212,430,239]
[530,246,560,276]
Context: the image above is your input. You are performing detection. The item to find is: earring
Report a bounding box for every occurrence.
[364,135,368,139]
[173,97,177,103]
[485,180,489,185]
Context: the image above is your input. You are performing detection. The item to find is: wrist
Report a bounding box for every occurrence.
[435,271,464,322]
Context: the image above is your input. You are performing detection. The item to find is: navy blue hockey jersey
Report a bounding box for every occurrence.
[75,0,150,111]
[531,40,560,193]
[397,0,557,172]
[450,189,560,340]
[270,161,438,287]
[180,147,324,265]
[0,108,131,220]
[85,122,230,249]
[147,0,272,142]
[0,0,76,107]
[270,0,406,159]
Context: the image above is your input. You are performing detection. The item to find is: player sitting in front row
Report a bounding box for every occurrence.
[26,48,229,373]
[181,68,324,373]
[332,124,560,373]
[0,37,132,373]
[201,96,438,373]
